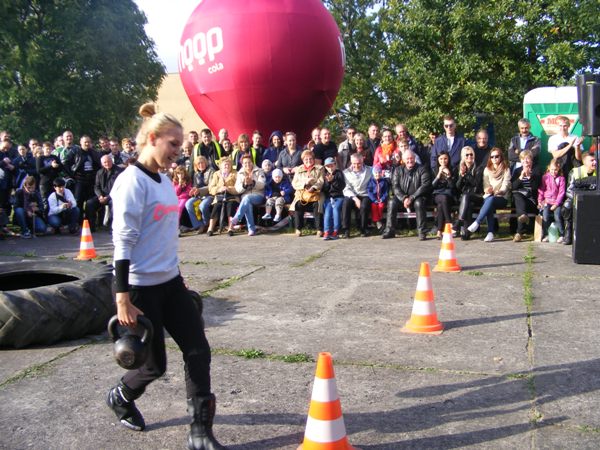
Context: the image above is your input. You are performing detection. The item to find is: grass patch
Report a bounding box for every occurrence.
[236,348,265,359]
[505,372,529,380]
[274,353,313,363]
[466,270,484,276]
[291,249,330,268]
[578,425,600,433]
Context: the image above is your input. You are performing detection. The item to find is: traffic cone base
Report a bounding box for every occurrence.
[75,219,97,260]
[433,223,461,272]
[401,262,444,335]
[298,352,361,450]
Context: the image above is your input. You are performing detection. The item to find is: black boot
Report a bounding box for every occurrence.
[106,382,145,431]
[188,394,227,450]
[563,221,572,245]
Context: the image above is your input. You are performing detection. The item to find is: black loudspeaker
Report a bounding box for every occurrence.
[576,74,600,136]
[573,191,600,265]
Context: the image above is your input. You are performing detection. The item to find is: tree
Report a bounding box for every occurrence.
[0,0,165,143]
[325,0,600,144]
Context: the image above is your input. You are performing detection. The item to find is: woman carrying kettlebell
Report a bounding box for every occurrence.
[107,102,227,450]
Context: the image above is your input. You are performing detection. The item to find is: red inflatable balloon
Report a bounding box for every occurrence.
[178,0,345,143]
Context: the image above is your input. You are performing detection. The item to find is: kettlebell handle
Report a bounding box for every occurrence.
[107,315,154,344]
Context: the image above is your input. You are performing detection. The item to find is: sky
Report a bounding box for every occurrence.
[134,0,201,73]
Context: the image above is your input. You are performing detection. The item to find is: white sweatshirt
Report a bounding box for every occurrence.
[47,188,77,216]
[111,164,180,286]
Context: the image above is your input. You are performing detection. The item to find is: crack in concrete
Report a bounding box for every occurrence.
[201,265,266,297]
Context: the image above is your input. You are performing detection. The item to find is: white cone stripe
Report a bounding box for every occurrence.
[311,378,338,402]
[439,249,456,259]
[442,233,452,243]
[81,229,91,237]
[80,242,94,250]
[412,300,437,316]
[416,276,432,292]
[304,416,347,443]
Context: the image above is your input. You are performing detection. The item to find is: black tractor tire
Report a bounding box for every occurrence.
[0,259,114,348]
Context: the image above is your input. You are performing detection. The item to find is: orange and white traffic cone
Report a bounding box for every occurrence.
[298,352,360,450]
[433,223,461,272]
[75,219,97,260]
[401,262,444,335]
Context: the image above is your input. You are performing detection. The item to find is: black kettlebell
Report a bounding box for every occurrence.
[107,315,154,370]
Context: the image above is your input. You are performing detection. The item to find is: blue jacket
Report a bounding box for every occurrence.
[430,134,466,170]
[367,177,389,203]
[264,176,293,203]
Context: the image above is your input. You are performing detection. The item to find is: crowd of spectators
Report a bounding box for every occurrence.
[0,114,596,244]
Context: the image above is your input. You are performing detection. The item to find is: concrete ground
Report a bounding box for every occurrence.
[1,227,600,449]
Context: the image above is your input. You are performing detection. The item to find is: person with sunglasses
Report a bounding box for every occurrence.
[467,148,511,242]
[455,146,484,239]
[430,115,466,170]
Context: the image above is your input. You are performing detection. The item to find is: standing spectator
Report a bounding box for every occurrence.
[98,136,111,156]
[108,138,126,166]
[313,128,337,166]
[198,128,224,170]
[249,130,265,166]
[85,155,122,231]
[58,130,80,164]
[321,157,345,240]
[508,118,541,173]
[218,128,228,144]
[310,127,321,147]
[382,150,432,240]
[467,148,511,242]
[231,134,258,170]
[121,138,137,162]
[12,145,37,188]
[262,131,284,165]
[366,123,381,157]
[548,115,583,179]
[430,115,466,170]
[178,141,194,177]
[353,132,374,167]
[473,129,493,168]
[0,141,15,218]
[342,153,372,238]
[0,131,19,158]
[63,135,102,216]
[337,126,356,169]
[276,132,303,178]
[13,176,48,238]
[37,141,63,212]
[47,178,80,234]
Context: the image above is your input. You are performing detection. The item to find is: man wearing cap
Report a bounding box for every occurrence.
[341,153,372,238]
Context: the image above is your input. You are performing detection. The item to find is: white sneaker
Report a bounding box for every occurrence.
[484,232,494,242]
[273,215,281,222]
[467,222,479,233]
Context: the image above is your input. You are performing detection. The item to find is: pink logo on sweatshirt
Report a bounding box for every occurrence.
[153,204,179,221]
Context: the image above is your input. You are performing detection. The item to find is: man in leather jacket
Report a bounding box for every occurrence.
[382,150,432,240]
[63,135,101,215]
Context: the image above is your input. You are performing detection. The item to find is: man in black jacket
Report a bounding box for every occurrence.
[63,135,101,218]
[382,150,432,240]
[85,155,122,231]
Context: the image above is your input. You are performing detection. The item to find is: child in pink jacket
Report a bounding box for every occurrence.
[537,159,566,242]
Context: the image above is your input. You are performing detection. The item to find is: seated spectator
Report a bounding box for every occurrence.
[219,138,234,162]
[431,151,457,239]
[342,153,372,238]
[337,126,356,170]
[467,148,511,242]
[178,141,194,177]
[13,175,48,238]
[120,138,137,163]
[206,157,239,236]
[85,154,122,231]
[561,152,597,245]
[537,159,566,243]
[367,164,389,232]
[262,168,293,223]
[37,141,63,213]
[382,150,432,240]
[184,156,215,233]
[276,131,303,178]
[47,178,80,234]
[511,150,540,242]
[455,146,484,240]
[261,159,274,182]
[262,131,284,165]
[322,157,345,240]
[230,155,266,236]
[290,150,324,237]
[172,165,192,226]
[373,128,399,177]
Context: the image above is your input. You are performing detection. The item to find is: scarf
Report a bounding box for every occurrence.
[381,142,395,160]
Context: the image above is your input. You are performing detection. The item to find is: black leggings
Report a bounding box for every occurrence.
[120,275,211,398]
[434,194,453,230]
[294,200,321,231]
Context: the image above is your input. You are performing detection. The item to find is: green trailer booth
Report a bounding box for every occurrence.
[523,86,593,169]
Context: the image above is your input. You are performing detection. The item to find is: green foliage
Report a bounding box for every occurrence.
[0,0,165,143]
[324,0,600,144]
